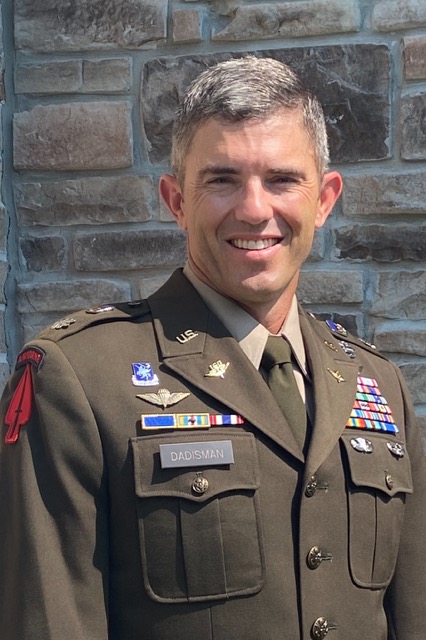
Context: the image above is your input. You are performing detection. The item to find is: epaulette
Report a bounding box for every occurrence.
[37,299,151,343]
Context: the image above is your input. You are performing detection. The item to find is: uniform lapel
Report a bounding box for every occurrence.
[148,270,303,461]
[299,311,359,476]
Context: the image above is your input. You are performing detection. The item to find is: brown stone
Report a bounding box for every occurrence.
[342,172,426,215]
[15,61,81,93]
[172,9,201,43]
[335,224,426,262]
[82,59,132,92]
[400,92,426,160]
[370,271,426,320]
[15,0,167,52]
[73,229,187,271]
[404,36,426,80]
[212,0,360,41]
[372,0,426,32]
[20,236,67,272]
[13,102,132,171]
[16,176,156,226]
[141,44,391,165]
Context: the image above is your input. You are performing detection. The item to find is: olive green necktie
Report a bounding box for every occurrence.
[261,335,307,447]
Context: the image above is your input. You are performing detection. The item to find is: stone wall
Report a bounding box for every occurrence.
[2,0,426,436]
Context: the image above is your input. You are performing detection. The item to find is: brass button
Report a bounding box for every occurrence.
[311,617,337,639]
[305,476,318,497]
[192,473,209,494]
[307,546,333,570]
[385,474,394,490]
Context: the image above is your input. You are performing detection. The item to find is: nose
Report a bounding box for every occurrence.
[234,178,274,224]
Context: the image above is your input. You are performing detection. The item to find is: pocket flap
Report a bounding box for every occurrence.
[131,431,260,502]
[341,432,413,497]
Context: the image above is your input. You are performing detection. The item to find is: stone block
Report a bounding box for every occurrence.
[20,236,67,272]
[307,229,325,262]
[15,0,167,52]
[16,176,156,226]
[334,224,426,262]
[212,0,360,41]
[141,44,391,165]
[173,9,201,43]
[417,414,426,455]
[73,229,187,271]
[82,58,132,92]
[0,260,8,304]
[372,0,426,32]
[342,172,426,215]
[370,271,426,320]
[373,326,426,356]
[0,361,11,394]
[17,279,131,313]
[0,310,6,352]
[404,36,426,80]
[399,363,426,405]
[13,102,132,171]
[298,269,363,305]
[400,92,426,160]
[0,205,6,251]
[15,61,81,94]
[159,196,176,222]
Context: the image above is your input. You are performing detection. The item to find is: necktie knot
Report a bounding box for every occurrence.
[261,336,293,371]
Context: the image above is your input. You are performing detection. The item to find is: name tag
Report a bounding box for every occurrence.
[159,440,234,468]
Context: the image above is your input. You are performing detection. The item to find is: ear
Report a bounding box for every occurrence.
[315,171,343,229]
[159,174,187,230]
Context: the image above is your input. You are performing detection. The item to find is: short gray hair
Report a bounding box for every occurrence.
[171,56,330,183]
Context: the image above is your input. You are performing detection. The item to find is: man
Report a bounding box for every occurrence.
[0,56,425,640]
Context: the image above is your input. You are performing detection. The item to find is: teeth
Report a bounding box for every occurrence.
[231,238,279,250]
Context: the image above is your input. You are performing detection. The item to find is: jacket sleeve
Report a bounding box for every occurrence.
[385,365,426,640]
[0,340,109,640]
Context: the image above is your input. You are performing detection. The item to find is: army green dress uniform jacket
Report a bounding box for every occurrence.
[0,270,425,640]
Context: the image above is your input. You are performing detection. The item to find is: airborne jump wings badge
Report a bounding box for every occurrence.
[136,388,190,409]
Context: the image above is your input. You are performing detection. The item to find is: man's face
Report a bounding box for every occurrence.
[160,110,342,315]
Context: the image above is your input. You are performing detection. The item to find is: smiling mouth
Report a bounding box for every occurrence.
[229,238,281,250]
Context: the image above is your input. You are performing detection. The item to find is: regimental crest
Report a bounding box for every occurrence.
[136,388,190,409]
[205,360,229,379]
[131,362,159,387]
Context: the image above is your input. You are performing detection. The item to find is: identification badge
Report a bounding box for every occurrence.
[159,440,234,468]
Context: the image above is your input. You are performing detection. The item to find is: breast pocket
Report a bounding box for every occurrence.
[341,432,413,588]
[130,431,264,603]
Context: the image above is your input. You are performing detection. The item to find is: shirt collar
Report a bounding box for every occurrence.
[183,264,307,375]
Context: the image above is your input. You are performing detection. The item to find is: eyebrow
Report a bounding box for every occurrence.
[197,165,307,179]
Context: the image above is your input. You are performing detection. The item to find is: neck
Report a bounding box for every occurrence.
[240,286,297,334]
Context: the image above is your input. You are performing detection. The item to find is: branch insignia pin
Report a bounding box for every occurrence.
[327,368,345,383]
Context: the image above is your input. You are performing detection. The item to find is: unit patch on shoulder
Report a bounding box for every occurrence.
[4,346,45,444]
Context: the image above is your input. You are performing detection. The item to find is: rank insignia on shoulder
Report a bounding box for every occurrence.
[51,317,76,330]
[86,304,115,314]
[131,362,159,387]
[345,375,399,434]
[326,319,348,337]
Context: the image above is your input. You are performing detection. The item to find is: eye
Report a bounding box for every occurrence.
[207,176,235,184]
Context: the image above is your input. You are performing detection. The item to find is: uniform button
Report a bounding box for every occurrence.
[192,473,209,494]
[305,476,318,497]
[307,546,333,570]
[311,617,337,639]
[385,474,394,490]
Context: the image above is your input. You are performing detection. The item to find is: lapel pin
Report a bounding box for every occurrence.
[176,329,199,344]
[326,319,348,337]
[324,340,338,352]
[136,388,190,409]
[131,362,159,386]
[205,360,229,379]
[327,368,345,383]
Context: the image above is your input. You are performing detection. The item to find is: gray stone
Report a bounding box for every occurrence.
[13,102,132,171]
[17,279,131,313]
[313,312,360,336]
[73,229,187,271]
[372,0,426,32]
[15,61,81,94]
[212,0,360,41]
[141,44,391,165]
[0,362,10,394]
[82,58,132,92]
[399,363,426,405]
[400,92,426,160]
[334,224,426,262]
[370,271,426,320]
[298,269,363,305]
[416,414,426,455]
[373,326,426,356]
[20,236,67,272]
[404,36,426,80]
[15,0,167,52]
[0,311,6,352]
[0,204,6,251]
[16,176,156,226]
[137,273,175,298]
[342,172,426,215]
[0,260,8,304]
[307,230,325,262]
[172,9,201,43]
